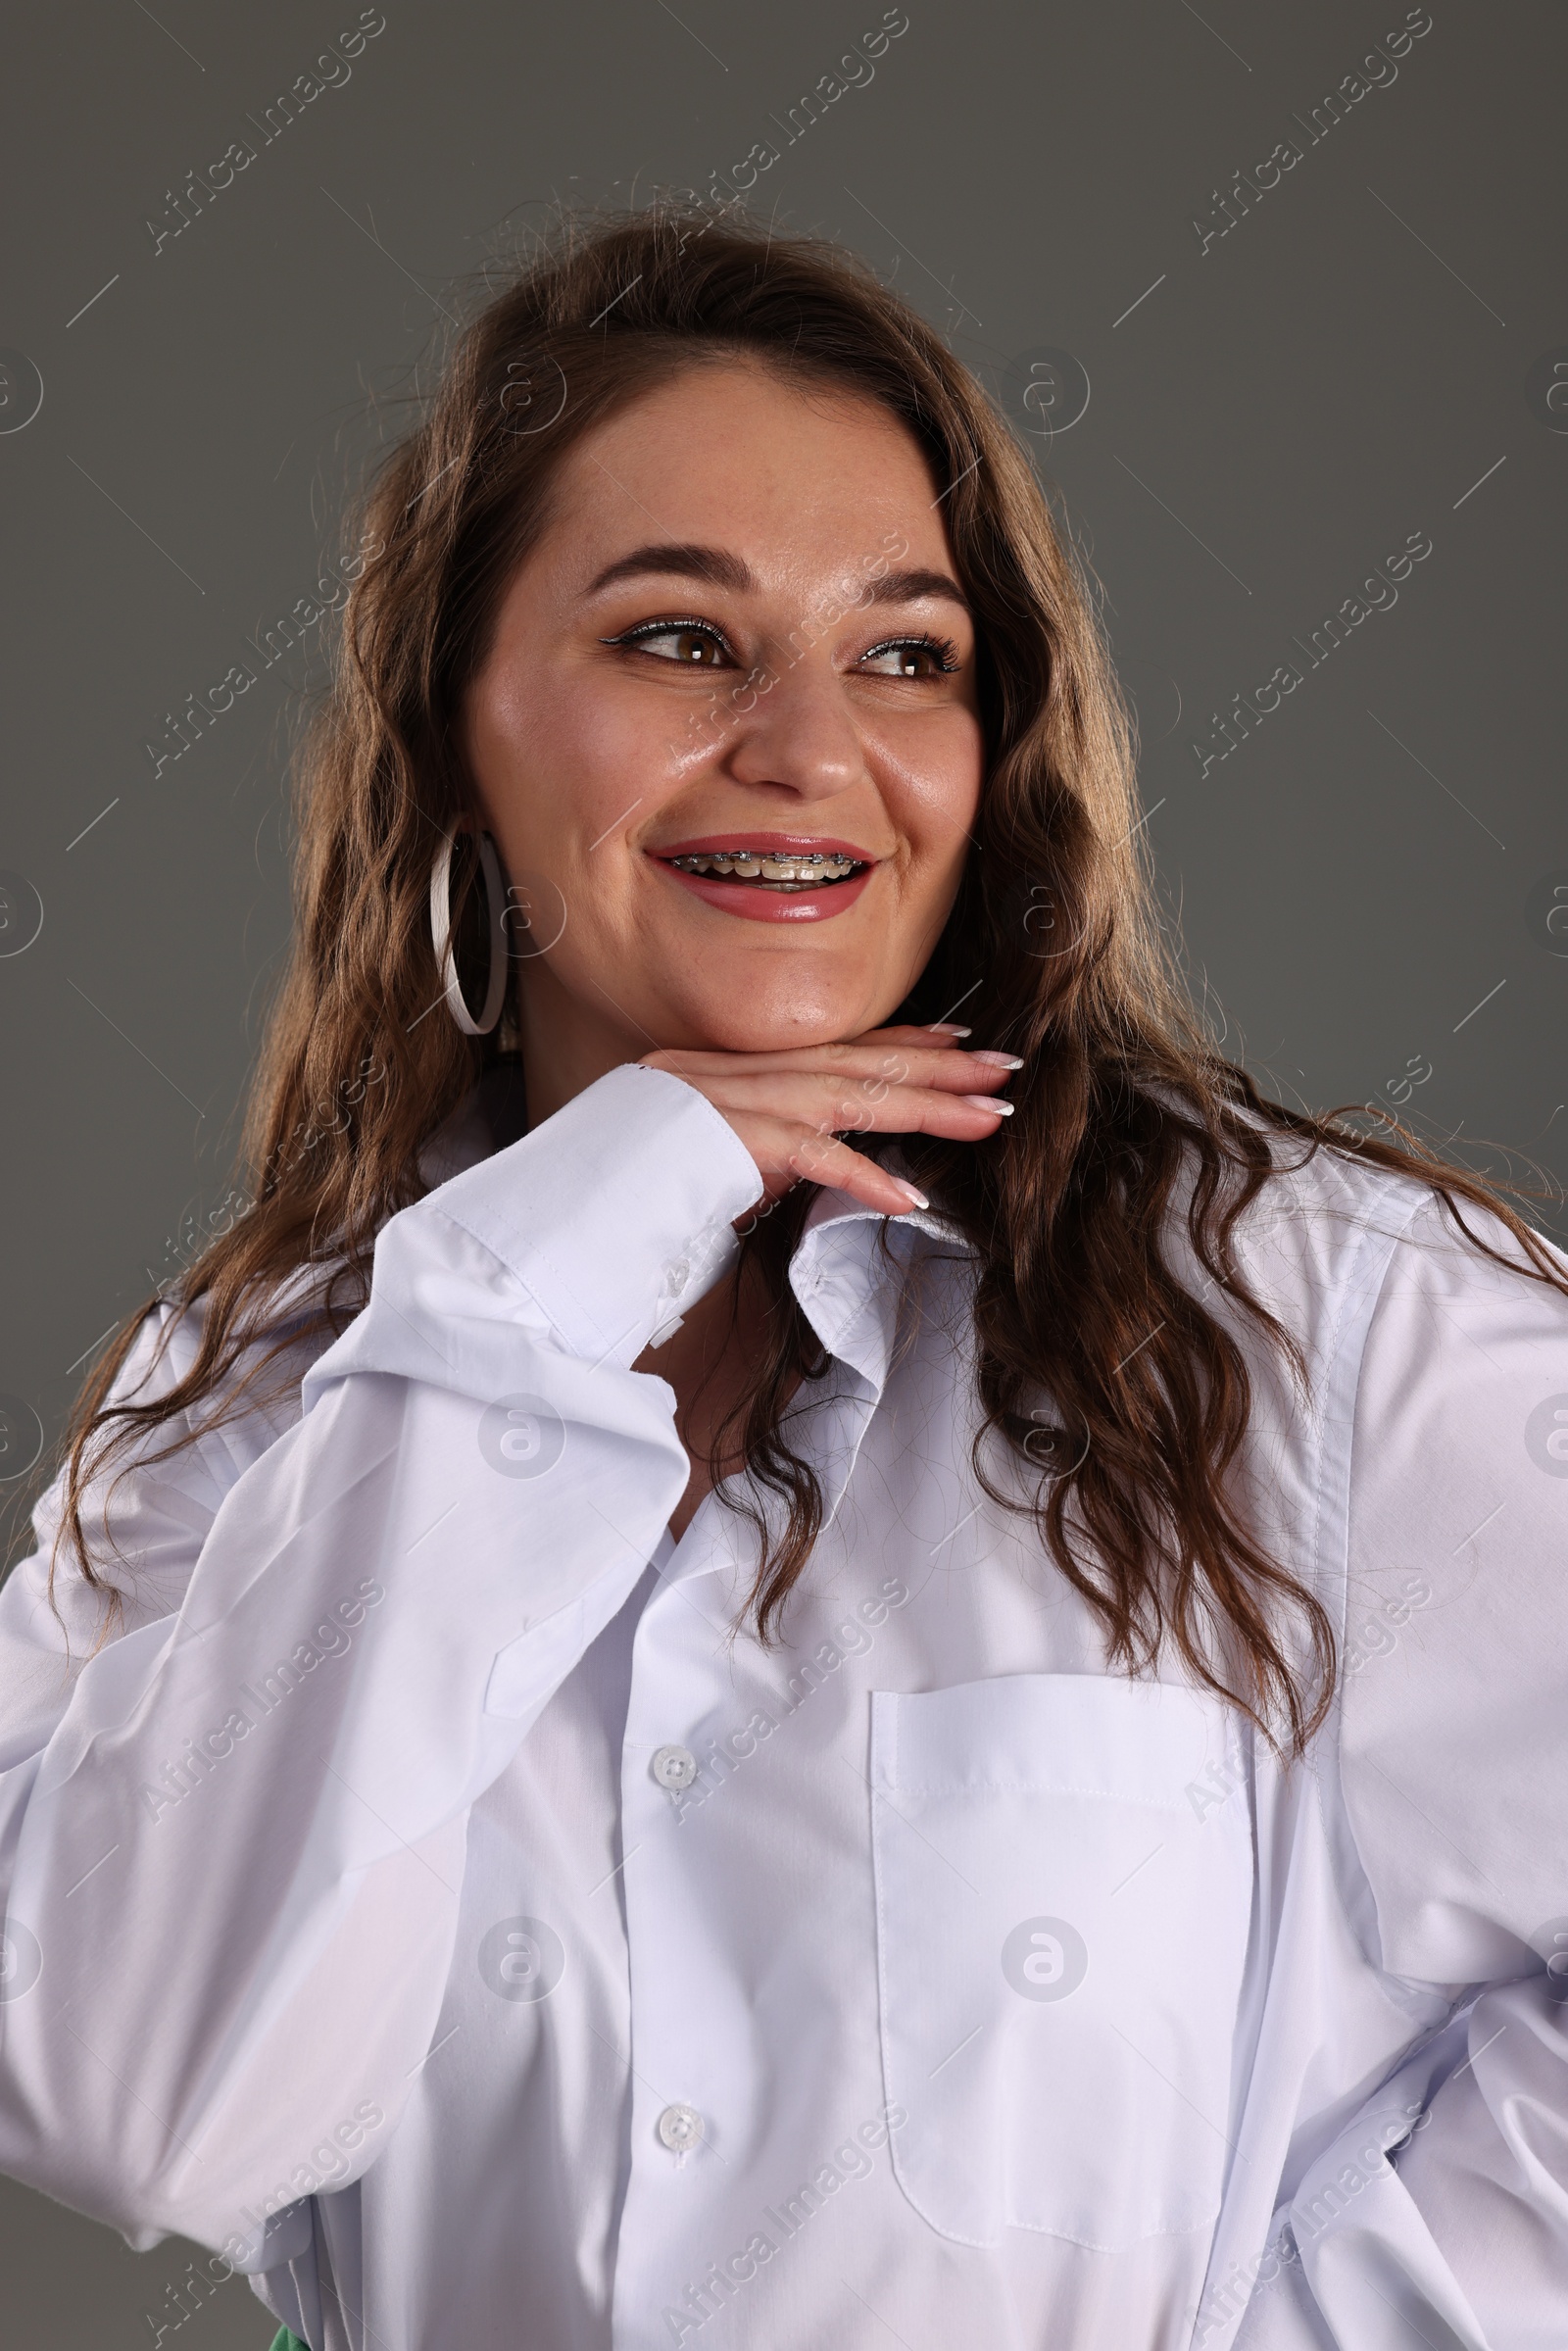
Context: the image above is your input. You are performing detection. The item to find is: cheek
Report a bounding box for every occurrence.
[875,709,985,879]
[470,665,687,863]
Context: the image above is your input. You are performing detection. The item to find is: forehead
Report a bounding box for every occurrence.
[541,360,953,587]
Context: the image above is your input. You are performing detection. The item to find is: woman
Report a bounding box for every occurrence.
[0,208,1563,2351]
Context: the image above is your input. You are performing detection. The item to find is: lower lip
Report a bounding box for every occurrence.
[652,860,875,924]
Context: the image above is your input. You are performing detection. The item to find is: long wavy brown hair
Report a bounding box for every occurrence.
[44,203,1568,1751]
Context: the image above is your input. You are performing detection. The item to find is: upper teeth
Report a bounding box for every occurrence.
[668,851,860,881]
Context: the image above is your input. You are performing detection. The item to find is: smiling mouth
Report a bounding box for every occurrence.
[662,849,867,893]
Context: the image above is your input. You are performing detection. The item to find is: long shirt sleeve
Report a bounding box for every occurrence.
[0,1061,762,2264]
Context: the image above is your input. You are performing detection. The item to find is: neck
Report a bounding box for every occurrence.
[634,1250,800,1541]
[514,960,648,1127]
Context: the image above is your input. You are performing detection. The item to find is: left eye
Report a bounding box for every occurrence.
[612,621,732,665]
[858,638,957,679]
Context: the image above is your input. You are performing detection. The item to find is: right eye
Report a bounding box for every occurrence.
[606,619,735,667]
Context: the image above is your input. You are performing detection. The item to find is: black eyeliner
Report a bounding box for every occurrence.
[599,615,736,661]
[860,632,961,674]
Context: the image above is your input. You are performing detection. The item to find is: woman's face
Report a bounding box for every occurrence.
[463,360,985,1097]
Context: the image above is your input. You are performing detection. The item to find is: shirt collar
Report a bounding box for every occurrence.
[788,1181,973,1397]
[665,1186,974,1593]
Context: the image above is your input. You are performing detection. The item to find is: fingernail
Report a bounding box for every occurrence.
[892,1179,930,1210]
[928,1023,972,1036]
[963,1094,1014,1114]
[968,1051,1024,1069]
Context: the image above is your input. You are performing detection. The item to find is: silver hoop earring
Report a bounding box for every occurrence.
[429,828,508,1036]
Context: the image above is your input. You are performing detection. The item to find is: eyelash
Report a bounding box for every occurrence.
[872,632,961,675]
[602,617,961,675]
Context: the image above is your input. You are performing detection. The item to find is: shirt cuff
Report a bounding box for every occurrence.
[416,1060,763,1368]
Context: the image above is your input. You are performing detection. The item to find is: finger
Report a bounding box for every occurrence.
[833,1087,1013,1140]
[841,1021,974,1047]
[784,1130,931,1214]
[731,1115,930,1215]
[840,1042,1024,1094]
[839,1022,970,1046]
[657,1041,1021,1096]
[705,1073,1015,1139]
[836,1032,1025,1100]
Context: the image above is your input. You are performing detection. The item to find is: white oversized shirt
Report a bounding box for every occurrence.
[0,1061,1564,2351]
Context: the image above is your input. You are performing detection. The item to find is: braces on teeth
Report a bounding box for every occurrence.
[667,851,862,883]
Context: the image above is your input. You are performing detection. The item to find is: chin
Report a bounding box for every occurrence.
[694,1014,845,1053]
[677,993,870,1054]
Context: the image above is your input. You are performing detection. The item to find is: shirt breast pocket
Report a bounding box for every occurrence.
[870,1672,1254,2251]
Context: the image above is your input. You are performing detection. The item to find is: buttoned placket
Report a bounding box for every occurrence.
[605,1208,925,2344]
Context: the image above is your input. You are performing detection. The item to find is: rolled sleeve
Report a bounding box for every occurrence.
[326,1059,763,1388]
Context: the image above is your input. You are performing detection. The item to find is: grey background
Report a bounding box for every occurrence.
[1,0,1562,2339]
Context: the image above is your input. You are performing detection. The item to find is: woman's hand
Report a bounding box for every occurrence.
[640,1024,1020,1219]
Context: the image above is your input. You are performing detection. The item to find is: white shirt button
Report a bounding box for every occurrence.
[651,1743,698,1790]
[657,2102,703,2153]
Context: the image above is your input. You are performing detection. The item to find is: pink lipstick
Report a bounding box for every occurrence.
[648,833,880,924]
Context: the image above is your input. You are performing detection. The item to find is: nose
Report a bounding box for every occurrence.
[719,653,868,808]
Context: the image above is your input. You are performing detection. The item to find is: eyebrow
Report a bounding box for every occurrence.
[582,541,971,613]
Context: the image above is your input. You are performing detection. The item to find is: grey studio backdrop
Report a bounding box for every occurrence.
[1,0,1564,2341]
